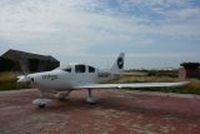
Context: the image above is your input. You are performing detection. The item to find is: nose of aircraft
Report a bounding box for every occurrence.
[17,75,30,83]
[17,74,36,84]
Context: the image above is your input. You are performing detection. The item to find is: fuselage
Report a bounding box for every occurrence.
[26,64,118,91]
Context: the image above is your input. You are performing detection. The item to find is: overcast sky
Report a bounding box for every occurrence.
[0,0,200,69]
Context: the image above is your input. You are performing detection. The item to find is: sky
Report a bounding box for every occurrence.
[0,0,200,69]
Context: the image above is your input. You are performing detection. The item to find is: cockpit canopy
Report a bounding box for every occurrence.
[60,64,96,73]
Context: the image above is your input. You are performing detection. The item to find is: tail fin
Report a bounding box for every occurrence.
[111,52,125,73]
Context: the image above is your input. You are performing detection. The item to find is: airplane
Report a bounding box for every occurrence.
[17,53,189,108]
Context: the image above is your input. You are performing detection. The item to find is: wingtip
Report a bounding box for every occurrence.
[182,81,190,85]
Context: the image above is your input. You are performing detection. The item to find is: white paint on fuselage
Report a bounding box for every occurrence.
[28,64,117,91]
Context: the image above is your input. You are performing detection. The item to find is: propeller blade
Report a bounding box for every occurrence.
[17,75,30,83]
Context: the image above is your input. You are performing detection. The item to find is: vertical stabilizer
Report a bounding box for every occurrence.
[111,52,125,73]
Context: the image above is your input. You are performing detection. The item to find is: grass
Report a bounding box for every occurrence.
[0,72,17,90]
[179,79,200,95]
[0,72,28,91]
[112,75,179,83]
[113,75,200,95]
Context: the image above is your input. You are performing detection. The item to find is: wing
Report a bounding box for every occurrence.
[75,81,189,89]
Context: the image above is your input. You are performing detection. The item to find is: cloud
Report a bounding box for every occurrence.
[122,0,190,8]
[0,0,154,55]
[0,0,199,68]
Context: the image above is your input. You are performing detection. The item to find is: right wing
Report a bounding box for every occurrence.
[75,81,189,89]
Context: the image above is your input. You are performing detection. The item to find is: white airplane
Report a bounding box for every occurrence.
[17,53,189,108]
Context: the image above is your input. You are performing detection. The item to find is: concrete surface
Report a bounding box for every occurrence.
[0,89,200,134]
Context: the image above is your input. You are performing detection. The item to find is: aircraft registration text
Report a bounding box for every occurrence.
[42,74,58,80]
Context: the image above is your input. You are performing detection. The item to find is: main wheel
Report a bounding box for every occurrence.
[38,104,46,108]
[33,98,52,108]
[86,96,99,104]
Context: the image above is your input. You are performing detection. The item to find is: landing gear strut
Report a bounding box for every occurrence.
[86,89,99,104]
[88,89,92,97]
[32,89,53,108]
[56,90,72,101]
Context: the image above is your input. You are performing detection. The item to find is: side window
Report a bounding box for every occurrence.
[75,65,86,73]
[89,66,95,73]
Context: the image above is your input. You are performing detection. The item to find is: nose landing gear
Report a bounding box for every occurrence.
[32,98,53,108]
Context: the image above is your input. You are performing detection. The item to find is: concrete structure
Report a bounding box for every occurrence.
[1,49,60,73]
[179,62,200,79]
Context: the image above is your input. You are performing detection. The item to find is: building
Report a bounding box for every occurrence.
[179,62,200,79]
[1,49,60,73]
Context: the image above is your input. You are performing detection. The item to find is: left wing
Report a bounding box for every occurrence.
[75,81,189,89]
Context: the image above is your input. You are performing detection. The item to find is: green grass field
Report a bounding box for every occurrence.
[0,71,200,95]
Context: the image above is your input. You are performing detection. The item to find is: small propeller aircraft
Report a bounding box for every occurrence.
[17,53,188,108]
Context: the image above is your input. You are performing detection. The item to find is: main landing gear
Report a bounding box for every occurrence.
[56,90,72,101]
[86,89,99,104]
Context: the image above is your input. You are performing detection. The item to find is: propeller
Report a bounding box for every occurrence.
[17,75,31,83]
[16,59,32,86]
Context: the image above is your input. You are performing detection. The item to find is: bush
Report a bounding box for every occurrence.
[0,72,29,90]
[0,72,17,90]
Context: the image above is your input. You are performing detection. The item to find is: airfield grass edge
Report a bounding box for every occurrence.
[113,76,200,95]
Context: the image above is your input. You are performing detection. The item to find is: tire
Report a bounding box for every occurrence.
[38,104,46,108]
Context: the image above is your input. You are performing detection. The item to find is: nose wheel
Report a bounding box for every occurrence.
[38,104,46,108]
[86,89,99,104]
[32,98,52,108]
